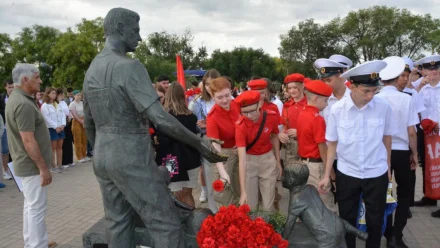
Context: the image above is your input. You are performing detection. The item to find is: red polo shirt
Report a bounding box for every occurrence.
[235,110,280,155]
[297,105,326,159]
[207,101,241,148]
[281,95,307,129]
[262,101,280,116]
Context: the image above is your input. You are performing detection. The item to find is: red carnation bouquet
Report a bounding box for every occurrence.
[197,204,288,248]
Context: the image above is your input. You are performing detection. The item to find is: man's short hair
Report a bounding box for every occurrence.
[156,75,170,82]
[191,81,199,87]
[103,8,140,37]
[67,87,73,93]
[12,63,39,86]
[3,79,13,87]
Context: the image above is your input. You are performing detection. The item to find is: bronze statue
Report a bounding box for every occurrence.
[82,8,226,248]
[282,162,368,248]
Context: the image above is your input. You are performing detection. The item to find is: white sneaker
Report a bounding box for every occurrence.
[3,171,12,180]
[85,157,91,162]
[69,163,76,167]
[199,190,207,203]
[62,165,70,169]
[79,158,87,163]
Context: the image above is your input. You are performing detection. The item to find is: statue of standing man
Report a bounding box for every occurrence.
[82,8,227,248]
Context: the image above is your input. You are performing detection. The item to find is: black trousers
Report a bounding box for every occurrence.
[62,120,74,165]
[416,124,425,193]
[384,150,412,240]
[336,170,388,248]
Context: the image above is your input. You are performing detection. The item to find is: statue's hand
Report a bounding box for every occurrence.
[199,137,228,163]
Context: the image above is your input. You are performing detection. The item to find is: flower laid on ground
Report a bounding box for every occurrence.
[212,179,225,192]
[197,204,288,248]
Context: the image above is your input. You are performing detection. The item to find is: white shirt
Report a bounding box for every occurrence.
[321,87,351,123]
[41,103,66,129]
[419,82,440,125]
[58,100,70,117]
[403,87,426,114]
[412,77,423,89]
[271,96,283,116]
[376,86,419,150]
[326,95,395,179]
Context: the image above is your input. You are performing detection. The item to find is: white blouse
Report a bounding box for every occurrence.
[41,103,67,129]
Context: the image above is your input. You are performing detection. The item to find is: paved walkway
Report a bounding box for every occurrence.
[0,161,439,248]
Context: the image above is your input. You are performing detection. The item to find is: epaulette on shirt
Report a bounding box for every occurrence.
[266,110,277,115]
[235,116,245,125]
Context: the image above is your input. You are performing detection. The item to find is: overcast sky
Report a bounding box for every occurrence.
[1,0,439,56]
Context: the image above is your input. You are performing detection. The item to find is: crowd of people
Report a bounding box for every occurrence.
[1,52,440,248]
[149,54,440,248]
[0,82,93,189]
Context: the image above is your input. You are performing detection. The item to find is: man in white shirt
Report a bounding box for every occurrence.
[376,56,419,248]
[318,60,394,248]
[416,55,440,216]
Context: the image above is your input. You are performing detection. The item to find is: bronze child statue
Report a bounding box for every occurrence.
[282,162,368,248]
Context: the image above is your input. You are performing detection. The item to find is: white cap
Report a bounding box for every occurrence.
[416,55,440,69]
[380,56,405,81]
[402,57,414,71]
[314,58,346,78]
[329,54,353,68]
[341,60,387,86]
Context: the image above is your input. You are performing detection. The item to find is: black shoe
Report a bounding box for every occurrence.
[394,238,409,248]
[386,237,395,248]
[407,209,412,219]
[432,209,440,218]
[414,197,437,206]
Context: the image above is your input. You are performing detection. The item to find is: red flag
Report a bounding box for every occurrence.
[176,54,186,90]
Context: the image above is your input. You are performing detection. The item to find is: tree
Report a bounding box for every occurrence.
[208,47,278,82]
[278,19,343,77]
[47,18,104,88]
[11,25,61,88]
[0,34,15,86]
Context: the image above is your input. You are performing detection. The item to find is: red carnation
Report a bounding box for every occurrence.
[149,128,155,135]
[212,179,225,192]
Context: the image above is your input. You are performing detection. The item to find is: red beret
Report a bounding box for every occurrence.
[247,79,267,90]
[194,88,201,94]
[305,80,332,97]
[234,90,261,107]
[304,77,312,85]
[284,73,305,84]
[185,89,195,96]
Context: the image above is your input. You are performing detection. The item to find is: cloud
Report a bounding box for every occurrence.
[1,0,439,56]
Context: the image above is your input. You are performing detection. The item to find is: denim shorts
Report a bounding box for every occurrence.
[1,129,8,155]
[49,128,66,141]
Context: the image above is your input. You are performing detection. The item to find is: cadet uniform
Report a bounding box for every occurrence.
[235,91,280,211]
[297,80,338,213]
[376,56,419,245]
[417,55,440,213]
[329,54,353,88]
[327,61,395,248]
[206,101,241,207]
[281,73,307,164]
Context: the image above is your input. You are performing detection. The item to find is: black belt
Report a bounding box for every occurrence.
[300,157,322,163]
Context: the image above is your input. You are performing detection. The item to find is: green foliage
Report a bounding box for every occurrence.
[0,33,15,86]
[279,6,440,78]
[208,47,281,82]
[11,25,61,88]
[249,210,287,234]
[47,18,104,89]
